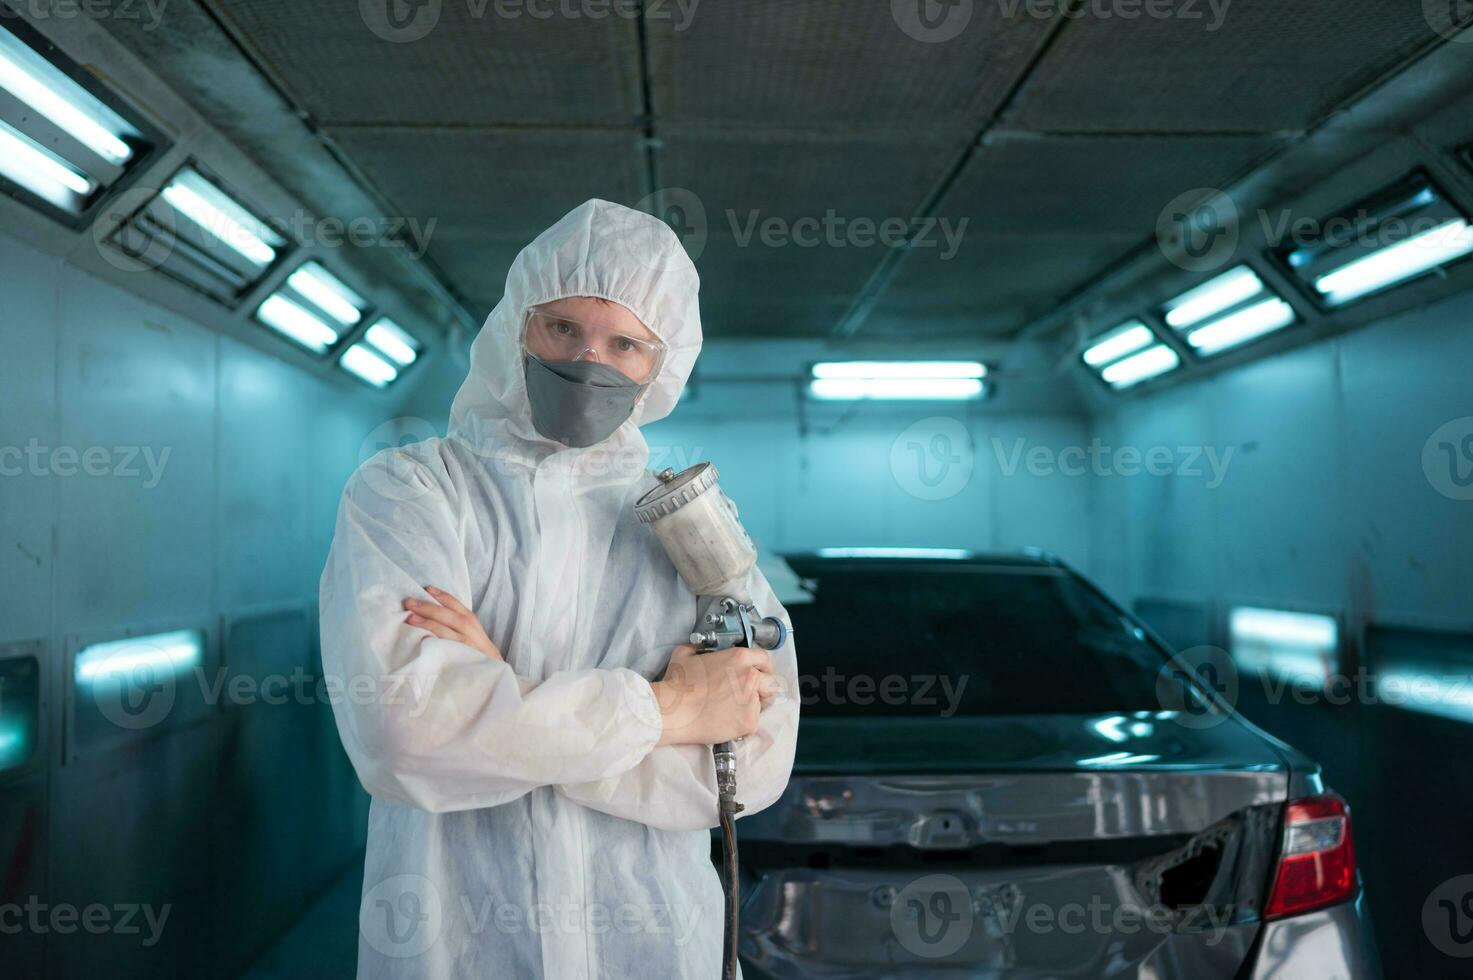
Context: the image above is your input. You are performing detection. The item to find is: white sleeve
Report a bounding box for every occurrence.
[555,568,800,831]
[319,448,663,814]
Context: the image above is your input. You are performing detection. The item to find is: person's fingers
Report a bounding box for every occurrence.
[405,612,464,643]
[739,648,774,673]
[424,586,473,617]
[757,673,783,701]
[404,597,473,633]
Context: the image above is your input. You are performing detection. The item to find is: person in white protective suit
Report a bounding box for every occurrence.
[319,198,800,979]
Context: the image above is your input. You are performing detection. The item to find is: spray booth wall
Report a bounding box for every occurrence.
[0,227,381,977]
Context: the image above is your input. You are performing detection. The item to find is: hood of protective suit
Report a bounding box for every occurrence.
[448,199,701,460]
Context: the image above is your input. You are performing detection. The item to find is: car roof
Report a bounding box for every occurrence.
[782,548,1070,579]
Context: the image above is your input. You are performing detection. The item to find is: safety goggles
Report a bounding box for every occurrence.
[521,304,667,385]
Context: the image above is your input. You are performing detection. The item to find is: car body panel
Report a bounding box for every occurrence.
[736,552,1380,978]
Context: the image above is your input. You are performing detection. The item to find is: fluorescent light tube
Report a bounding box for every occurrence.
[808,377,984,400]
[161,169,281,267]
[75,630,202,684]
[1185,297,1296,355]
[0,120,92,198]
[365,319,419,366]
[1231,607,1337,647]
[1164,266,1265,328]
[257,294,339,353]
[1099,344,1179,388]
[811,361,986,380]
[1314,218,1473,306]
[288,263,365,326]
[1082,321,1153,367]
[0,45,132,165]
[817,547,972,559]
[1377,670,1473,723]
[341,343,398,388]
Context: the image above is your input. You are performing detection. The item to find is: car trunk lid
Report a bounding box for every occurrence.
[736,714,1289,977]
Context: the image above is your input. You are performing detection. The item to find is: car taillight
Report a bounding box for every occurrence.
[1264,793,1357,919]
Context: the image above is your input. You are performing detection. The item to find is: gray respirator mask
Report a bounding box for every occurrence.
[524,355,648,448]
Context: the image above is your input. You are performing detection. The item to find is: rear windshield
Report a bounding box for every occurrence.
[788,565,1171,717]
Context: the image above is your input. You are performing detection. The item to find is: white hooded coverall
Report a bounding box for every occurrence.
[320,199,800,978]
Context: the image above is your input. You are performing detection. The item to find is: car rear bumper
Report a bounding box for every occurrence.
[1242,893,1381,980]
[736,873,1380,979]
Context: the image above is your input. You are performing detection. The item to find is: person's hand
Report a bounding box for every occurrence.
[403,586,503,662]
[652,644,781,746]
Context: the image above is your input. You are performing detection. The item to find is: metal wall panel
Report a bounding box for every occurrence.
[218,341,313,610]
[54,267,218,634]
[0,237,59,647]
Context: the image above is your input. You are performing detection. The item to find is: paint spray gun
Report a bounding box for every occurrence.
[634,462,788,980]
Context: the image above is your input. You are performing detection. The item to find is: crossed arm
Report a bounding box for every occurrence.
[319,448,798,829]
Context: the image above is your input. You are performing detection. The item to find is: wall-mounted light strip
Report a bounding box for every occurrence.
[160,168,283,269]
[108,164,289,305]
[0,655,39,774]
[0,119,92,204]
[1230,606,1338,689]
[287,262,366,327]
[0,42,132,164]
[1082,321,1153,367]
[340,343,398,388]
[254,261,373,356]
[1163,266,1264,329]
[1279,172,1473,307]
[1080,319,1179,391]
[363,318,420,367]
[808,361,986,401]
[337,316,422,389]
[1314,219,1473,306]
[1161,265,1297,357]
[0,20,150,217]
[816,547,973,559]
[75,630,203,686]
[256,294,339,353]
